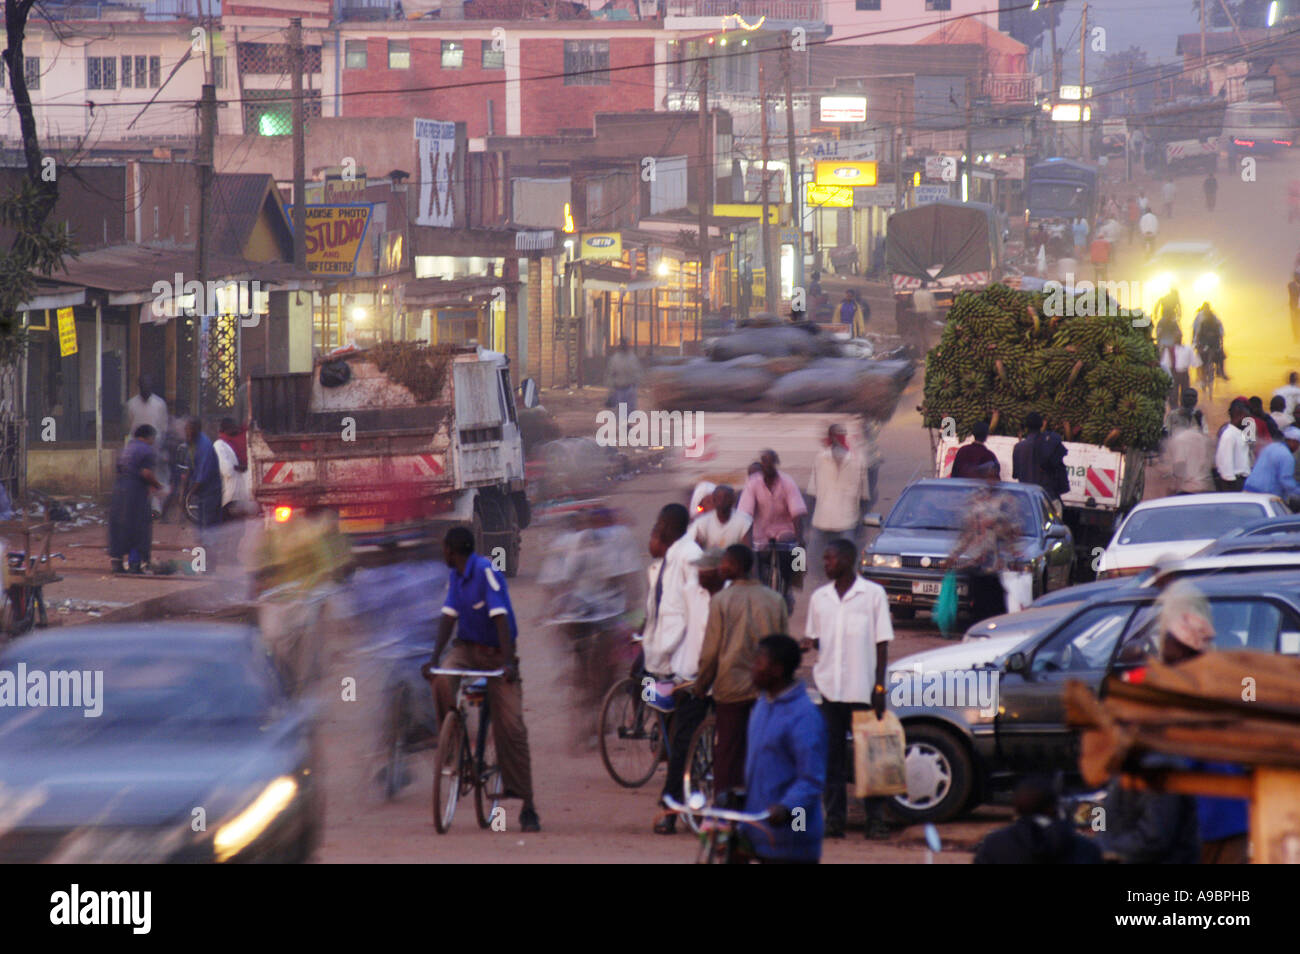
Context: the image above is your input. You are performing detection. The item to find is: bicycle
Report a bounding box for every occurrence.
[761,536,800,614]
[424,667,506,834]
[0,522,65,641]
[596,651,715,833]
[1195,345,1220,402]
[663,794,772,864]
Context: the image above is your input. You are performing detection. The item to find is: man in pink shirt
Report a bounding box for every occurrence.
[738,449,808,613]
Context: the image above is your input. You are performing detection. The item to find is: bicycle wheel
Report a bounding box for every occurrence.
[474,719,504,829]
[432,711,464,834]
[681,714,717,835]
[598,676,662,788]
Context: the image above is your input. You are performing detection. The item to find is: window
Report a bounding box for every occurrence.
[1117,503,1273,545]
[149,56,161,88]
[25,56,40,90]
[121,55,132,88]
[564,40,609,86]
[855,0,881,8]
[136,56,148,88]
[441,40,463,70]
[388,40,410,70]
[213,56,226,89]
[345,40,367,69]
[87,56,116,90]
[925,0,952,9]
[1116,599,1290,667]
[482,40,504,70]
[1030,605,1134,675]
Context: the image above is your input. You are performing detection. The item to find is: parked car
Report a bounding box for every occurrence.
[0,624,323,862]
[860,478,1075,619]
[1095,492,1288,579]
[885,568,1300,823]
[1198,517,1300,554]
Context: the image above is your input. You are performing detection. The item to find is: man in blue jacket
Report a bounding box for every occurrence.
[185,417,223,542]
[743,634,827,863]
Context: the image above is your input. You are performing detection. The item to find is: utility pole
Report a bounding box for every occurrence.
[894,87,904,213]
[781,36,802,302]
[290,17,307,272]
[1049,8,1061,98]
[194,82,216,418]
[1079,3,1088,160]
[1200,0,1207,64]
[759,57,775,314]
[697,55,710,323]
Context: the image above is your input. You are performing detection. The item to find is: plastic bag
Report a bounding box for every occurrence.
[853,709,908,798]
[999,570,1034,614]
[934,570,959,635]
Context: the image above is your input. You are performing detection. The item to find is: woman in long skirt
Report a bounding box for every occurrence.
[109,425,163,574]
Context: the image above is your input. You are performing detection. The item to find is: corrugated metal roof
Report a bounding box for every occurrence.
[32,245,305,297]
[1175,30,1268,57]
[212,173,293,259]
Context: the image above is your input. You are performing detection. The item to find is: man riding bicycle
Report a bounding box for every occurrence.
[1192,302,1228,383]
[738,449,808,614]
[428,526,540,832]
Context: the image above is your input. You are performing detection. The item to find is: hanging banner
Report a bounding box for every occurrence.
[287,204,374,275]
[57,307,77,357]
[414,118,457,228]
[806,182,853,208]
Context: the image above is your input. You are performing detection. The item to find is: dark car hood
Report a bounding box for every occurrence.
[871,526,1039,559]
[0,727,300,829]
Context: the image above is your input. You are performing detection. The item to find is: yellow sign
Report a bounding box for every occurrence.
[57,307,77,357]
[1051,103,1092,122]
[713,203,780,223]
[296,205,372,275]
[814,160,878,187]
[580,232,622,260]
[806,182,854,208]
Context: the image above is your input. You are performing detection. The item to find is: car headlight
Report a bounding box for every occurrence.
[1193,271,1219,295]
[870,553,902,569]
[213,776,299,862]
[1147,272,1174,299]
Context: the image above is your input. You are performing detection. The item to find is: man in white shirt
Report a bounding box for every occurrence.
[1274,372,1300,418]
[802,539,894,840]
[807,423,869,580]
[641,503,711,834]
[1162,178,1176,219]
[1138,210,1159,256]
[1214,400,1252,491]
[214,418,252,519]
[692,484,752,550]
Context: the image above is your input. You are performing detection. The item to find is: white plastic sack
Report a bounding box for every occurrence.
[999,570,1035,613]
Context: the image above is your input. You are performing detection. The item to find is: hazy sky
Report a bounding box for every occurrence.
[1049,0,1205,72]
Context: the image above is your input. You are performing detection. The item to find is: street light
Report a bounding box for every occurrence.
[1268,1,1279,27]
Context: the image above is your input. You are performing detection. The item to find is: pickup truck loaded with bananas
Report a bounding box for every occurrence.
[923,283,1171,579]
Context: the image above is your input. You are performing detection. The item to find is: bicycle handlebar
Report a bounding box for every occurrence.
[424,668,507,678]
[662,795,770,825]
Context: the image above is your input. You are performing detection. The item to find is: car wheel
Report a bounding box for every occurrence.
[887,724,974,825]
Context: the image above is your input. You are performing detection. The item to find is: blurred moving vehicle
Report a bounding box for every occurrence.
[1142,241,1223,315]
[249,344,531,574]
[1023,158,1098,243]
[860,478,1075,620]
[0,624,323,862]
[1222,100,1296,160]
[1095,492,1288,579]
[886,569,1300,823]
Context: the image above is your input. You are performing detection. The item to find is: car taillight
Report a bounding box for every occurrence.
[1123,666,1147,684]
[1234,138,1255,147]
[273,505,293,523]
[1275,139,1293,146]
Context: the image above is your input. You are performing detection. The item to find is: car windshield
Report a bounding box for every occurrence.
[1119,503,1267,545]
[1152,252,1211,271]
[887,485,1038,535]
[0,648,278,736]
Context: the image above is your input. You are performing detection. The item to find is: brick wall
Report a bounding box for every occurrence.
[518,38,657,136]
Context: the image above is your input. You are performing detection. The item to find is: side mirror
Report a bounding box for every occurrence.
[1005,651,1028,675]
[520,377,539,409]
[863,513,883,528]
[1047,523,1069,540]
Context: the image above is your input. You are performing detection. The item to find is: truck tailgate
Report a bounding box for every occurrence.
[935,435,1133,510]
[252,431,453,508]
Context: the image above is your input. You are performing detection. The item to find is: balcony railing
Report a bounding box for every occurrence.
[666,0,824,22]
[984,73,1034,104]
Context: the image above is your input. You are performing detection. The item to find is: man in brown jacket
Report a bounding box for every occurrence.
[694,544,789,796]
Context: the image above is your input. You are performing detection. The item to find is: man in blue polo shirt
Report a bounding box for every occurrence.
[429,526,540,832]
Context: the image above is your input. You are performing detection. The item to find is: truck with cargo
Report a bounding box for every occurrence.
[887,199,1002,333]
[1023,158,1098,243]
[247,343,530,574]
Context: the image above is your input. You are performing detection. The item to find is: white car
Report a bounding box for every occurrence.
[1096,493,1290,579]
